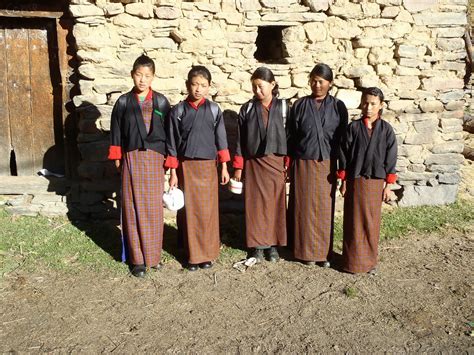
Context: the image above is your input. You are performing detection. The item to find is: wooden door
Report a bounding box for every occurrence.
[0,18,62,176]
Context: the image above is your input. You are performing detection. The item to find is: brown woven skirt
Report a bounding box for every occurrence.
[291,159,336,262]
[121,149,165,267]
[177,159,220,264]
[342,177,384,273]
[243,155,287,248]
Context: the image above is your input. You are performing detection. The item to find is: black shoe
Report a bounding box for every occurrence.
[252,248,264,262]
[131,264,146,278]
[317,261,331,268]
[265,247,280,262]
[187,264,199,271]
[151,263,163,271]
[368,268,378,276]
[199,261,213,269]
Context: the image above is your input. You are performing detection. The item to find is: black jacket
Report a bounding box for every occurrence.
[236,98,288,158]
[166,99,228,160]
[287,95,348,161]
[339,118,398,180]
[109,90,171,155]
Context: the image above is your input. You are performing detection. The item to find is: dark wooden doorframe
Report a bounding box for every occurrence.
[0,17,64,176]
[0,1,78,179]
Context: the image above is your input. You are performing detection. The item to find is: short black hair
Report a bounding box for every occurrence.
[251,66,279,97]
[132,54,155,74]
[363,87,384,102]
[187,65,212,83]
[309,63,333,82]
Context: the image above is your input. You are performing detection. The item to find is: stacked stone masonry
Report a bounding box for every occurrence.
[69,0,470,216]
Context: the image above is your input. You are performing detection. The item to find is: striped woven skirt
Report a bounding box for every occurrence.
[121,149,165,267]
[290,159,336,262]
[177,159,220,264]
[244,155,287,248]
[342,177,384,273]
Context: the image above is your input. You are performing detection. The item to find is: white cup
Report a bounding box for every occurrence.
[228,178,243,194]
[163,188,185,211]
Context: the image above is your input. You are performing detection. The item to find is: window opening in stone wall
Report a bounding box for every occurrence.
[254,26,288,63]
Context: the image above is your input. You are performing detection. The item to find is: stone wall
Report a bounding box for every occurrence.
[68,0,470,217]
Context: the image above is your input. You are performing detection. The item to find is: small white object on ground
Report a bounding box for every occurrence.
[232,257,257,272]
[38,169,65,178]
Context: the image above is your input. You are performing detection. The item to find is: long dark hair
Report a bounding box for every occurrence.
[251,66,279,97]
[309,63,333,82]
[187,65,212,84]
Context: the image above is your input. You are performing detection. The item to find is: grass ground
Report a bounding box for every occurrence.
[1,200,472,276]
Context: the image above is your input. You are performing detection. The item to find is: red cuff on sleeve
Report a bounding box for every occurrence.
[217,149,230,163]
[108,145,122,160]
[284,156,292,169]
[233,155,244,169]
[165,156,179,169]
[385,173,397,184]
[336,169,346,181]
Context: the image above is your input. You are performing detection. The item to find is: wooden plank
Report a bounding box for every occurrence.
[0,10,63,19]
[0,28,11,175]
[56,19,69,125]
[57,18,79,178]
[6,27,34,175]
[29,26,55,173]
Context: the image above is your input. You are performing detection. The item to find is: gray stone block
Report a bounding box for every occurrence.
[6,206,40,217]
[438,172,461,184]
[436,38,465,51]
[80,179,120,192]
[398,144,422,157]
[419,100,444,113]
[78,140,110,162]
[77,161,106,179]
[399,113,438,122]
[40,203,69,217]
[6,194,33,207]
[428,164,460,173]
[31,194,65,204]
[431,142,464,154]
[439,90,465,103]
[427,178,439,187]
[397,180,416,186]
[441,110,464,119]
[424,153,464,165]
[413,118,439,133]
[442,132,464,141]
[80,191,106,205]
[445,101,465,113]
[77,132,108,143]
[398,184,458,207]
[407,164,425,173]
[404,131,437,144]
[398,171,436,181]
[413,12,467,26]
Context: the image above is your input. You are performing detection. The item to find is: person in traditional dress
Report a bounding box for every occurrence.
[338,87,397,275]
[232,67,289,262]
[108,55,171,277]
[287,63,348,267]
[165,66,230,271]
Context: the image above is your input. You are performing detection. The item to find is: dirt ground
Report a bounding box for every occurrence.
[1,228,473,353]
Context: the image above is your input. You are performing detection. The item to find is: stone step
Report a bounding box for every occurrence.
[0,176,70,195]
